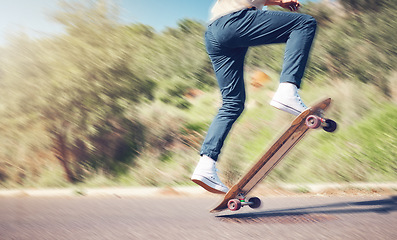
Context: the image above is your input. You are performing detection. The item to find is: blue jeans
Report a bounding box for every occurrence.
[200,9,317,161]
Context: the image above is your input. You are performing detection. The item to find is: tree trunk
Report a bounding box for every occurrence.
[53,132,76,183]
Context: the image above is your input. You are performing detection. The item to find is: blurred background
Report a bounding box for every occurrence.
[0,0,396,189]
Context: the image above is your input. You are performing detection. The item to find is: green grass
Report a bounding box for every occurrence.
[266,103,397,183]
[205,80,396,185]
[131,80,397,186]
[1,80,395,189]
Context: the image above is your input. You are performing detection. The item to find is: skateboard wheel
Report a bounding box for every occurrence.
[227,199,242,211]
[248,197,261,209]
[306,115,321,129]
[323,119,337,132]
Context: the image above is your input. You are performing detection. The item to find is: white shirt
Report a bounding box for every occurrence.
[209,0,267,22]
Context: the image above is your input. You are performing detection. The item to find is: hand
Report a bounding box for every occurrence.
[279,0,301,12]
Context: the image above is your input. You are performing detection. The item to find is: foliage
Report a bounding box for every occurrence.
[268,82,396,183]
[0,0,155,184]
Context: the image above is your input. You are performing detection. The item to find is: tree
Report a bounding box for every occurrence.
[0,0,154,182]
[47,0,156,181]
[340,0,390,14]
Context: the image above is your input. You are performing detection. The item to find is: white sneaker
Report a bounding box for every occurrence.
[191,155,229,194]
[270,83,308,116]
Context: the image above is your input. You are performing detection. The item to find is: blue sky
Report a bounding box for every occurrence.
[120,0,214,28]
[0,0,214,46]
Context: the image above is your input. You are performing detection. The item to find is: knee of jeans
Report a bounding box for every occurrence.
[304,15,317,30]
[222,101,245,117]
[235,102,245,116]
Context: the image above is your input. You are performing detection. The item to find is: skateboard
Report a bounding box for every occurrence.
[210,98,337,213]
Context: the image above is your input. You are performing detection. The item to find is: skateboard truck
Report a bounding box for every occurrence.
[305,113,337,133]
[227,193,262,211]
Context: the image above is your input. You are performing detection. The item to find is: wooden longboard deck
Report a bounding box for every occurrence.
[210,98,331,213]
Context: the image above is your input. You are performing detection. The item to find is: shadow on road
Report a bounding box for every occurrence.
[216,196,397,223]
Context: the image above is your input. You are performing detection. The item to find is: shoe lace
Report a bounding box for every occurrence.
[211,167,221,180]
[295,91,307,108]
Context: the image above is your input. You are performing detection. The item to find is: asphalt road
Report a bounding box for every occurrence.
[0,194,396,240]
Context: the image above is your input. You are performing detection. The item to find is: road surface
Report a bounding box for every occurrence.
[0,194,396,239]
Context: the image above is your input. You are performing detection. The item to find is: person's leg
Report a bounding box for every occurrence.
[199,8,317,161]
[226,9,317,115]
[192,20,248,194]
[192,9,318,193]
[199,24,249,162]
[229,9,317,88]
[267,11,317,115]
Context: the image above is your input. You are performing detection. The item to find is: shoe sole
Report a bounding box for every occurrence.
[270,100,301,116]
[191,176,228,194]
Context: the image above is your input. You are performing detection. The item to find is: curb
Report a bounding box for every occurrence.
[0,182,396,198]
[0,186,209,198]
[278,182,397,192]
